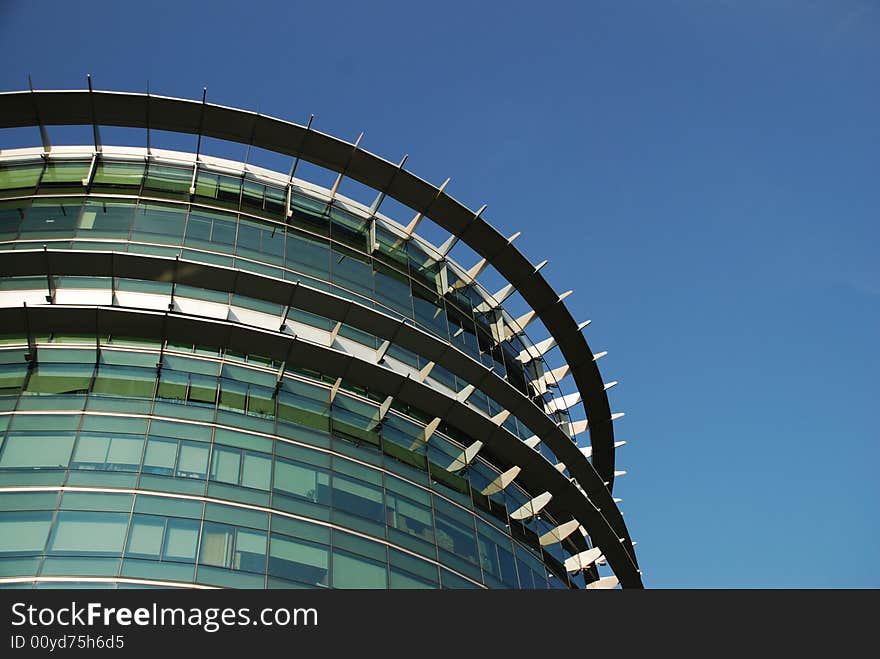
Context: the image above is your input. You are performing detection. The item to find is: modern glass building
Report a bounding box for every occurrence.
[0,87,641,589]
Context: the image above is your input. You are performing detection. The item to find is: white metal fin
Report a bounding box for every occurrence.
[509,491,553,520]
[546,391,582,414]
[585,575,619,590]
[481,465,521,495]
[564,547,603,573]
[523,436,541,449]
[539,520,580,546]
[518,336,557,363]
[446,440,483,472]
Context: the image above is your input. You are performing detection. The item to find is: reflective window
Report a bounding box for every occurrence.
[268,533,328,586]
[331,549,387,589]
[273,457,330,505]
[48,511,128,556]
[72,433,143,472]
[0,511,53,555]
[0,433,75,469]
[199,522,266,573]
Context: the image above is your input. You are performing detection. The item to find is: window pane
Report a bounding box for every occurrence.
[199,522,233,568]
[176,442,208,479]
[268,533,328,586]
[77,200,134,238]
[0,433,74,468]
[48,511,128,555]
[234,528,266,573]
[331,474,384,522]
[285,231,329,279]
[126,515,164,558]
[273,458,330,505]
[0,511,52,555]
[241,451,271,490]
[142,438,177,476]
[332,550,386,589]
[163,518,199,563]
[131,202,187,244]
[210,446,241,484]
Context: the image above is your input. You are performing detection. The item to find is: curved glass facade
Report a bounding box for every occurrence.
[0,90,639,590]
[0,337,577,589]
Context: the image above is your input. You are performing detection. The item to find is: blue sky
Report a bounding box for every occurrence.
[1,0,877,587]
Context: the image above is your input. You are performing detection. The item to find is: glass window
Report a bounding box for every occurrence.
[477,519,519,587]
[373,262,413,317]
[163,518,199,563]
[91,160,144,191]
[331,245,372,298]
[210,445,241,484]
[0,199,29,239]
[329,206,369,250]
[19,198,81,238]
[24,362,92,396]
[284,230,329,279]
[130,202,187,244]
[183,209,237,253]
[386,490,434,544]
[92,364,155,399]
[434,505,479,565]
[199,523,265,573]
[38,161,90,190]
[241,451,271,490]
[126,515,164,558]
[0,511,52,555]
[143,164,192,198]
[273,458,330,505]
[331,474,384,522]
[76,200,134,238]
[0,162,43,192]
[142,437,178,476]
[176,441,208,479]
[237,217,284,264]
[48,511,128,556]
[234,528,267,573]
[332,549,387,589]
[0,433,74,468]
[199,522,234,568]
[72,433,143,471]
[268,533,328,586]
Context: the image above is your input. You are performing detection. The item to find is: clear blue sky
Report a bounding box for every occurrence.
[1,0,877,588]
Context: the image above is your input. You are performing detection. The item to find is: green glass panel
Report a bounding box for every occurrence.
[241,451,271,490]
[268,533,329,586]
[0,162,43,192]
[0,433,74,468]
[143,164,192,198]
[163,518,200,562]
[125,515,163,558]
[130,202,187,244]
[176,441,208,479]
[48,511,128,555]
[210,445,240,484]
[19,198,81,238]
[76,200,134,238]
[92,161,145,190]
[0,511,53,555]
[142,437,177,476]
[273,457,330,505]
[38,161,90,189]
[331,549,386,589]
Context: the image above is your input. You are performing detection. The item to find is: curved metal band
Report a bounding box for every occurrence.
[0,303,642,587]
[0,89,620,490]
[0,248,636,567]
